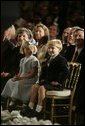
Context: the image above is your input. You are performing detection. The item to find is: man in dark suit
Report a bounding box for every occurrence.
[73,28,84,125]
[61,28,84,124]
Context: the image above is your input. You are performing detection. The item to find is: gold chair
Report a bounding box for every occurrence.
[44,62,81,125]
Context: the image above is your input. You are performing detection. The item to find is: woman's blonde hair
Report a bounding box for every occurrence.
[33,23,49,38]
[47,39,63,52]
[20,41,37,54]
[16,27,33,40]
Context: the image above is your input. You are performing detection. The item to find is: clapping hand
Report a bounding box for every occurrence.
[1,72,10,77]
[51,81,59,86]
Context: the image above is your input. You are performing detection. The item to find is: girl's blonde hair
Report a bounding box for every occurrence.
[20,41,37,54]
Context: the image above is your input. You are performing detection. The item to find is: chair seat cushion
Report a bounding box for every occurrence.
[46,89,71,96]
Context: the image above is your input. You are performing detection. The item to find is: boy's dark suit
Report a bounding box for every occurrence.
[39,54,69,90]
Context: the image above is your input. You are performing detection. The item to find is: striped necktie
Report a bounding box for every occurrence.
[71,50,78,62]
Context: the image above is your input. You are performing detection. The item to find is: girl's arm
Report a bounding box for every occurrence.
[14,66,38,80]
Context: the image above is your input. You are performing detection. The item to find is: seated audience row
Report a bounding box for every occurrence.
[1,22,84,124]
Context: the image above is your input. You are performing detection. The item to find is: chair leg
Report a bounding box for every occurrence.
[51,98,55,123]
[69,108,76,125]
[69,107,72,125]
[43,98,46,120]
[73,112,77,125]
[6,98,11,109]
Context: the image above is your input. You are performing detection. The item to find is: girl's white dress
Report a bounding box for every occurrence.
[1,55,41,103]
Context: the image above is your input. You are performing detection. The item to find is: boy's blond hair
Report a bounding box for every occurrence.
[47,39,63,52]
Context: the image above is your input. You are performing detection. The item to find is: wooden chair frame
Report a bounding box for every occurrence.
[44,62,81,125]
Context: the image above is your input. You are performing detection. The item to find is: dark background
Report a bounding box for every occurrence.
[1,1,20,31]
[1,1,84,35]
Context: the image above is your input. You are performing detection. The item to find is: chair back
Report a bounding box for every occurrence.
[64,62,81,89]
[64,62,81,100]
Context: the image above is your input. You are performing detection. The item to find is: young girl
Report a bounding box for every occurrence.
[1,41,41,109]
